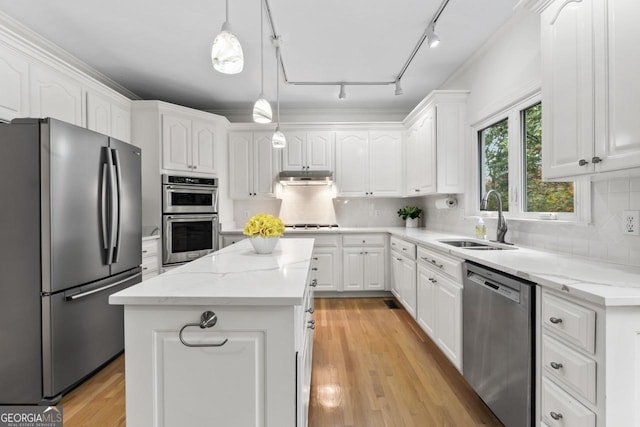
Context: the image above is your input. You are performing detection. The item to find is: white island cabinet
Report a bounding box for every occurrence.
[110,238,316,427]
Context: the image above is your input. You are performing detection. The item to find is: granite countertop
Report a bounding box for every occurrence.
[222,226,640,306]
[110,238,314,306]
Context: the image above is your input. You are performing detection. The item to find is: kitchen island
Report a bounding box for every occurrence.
[110,238,316,427]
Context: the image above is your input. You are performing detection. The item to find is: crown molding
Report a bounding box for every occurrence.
[0,10,140,101]
[211,107,408,124]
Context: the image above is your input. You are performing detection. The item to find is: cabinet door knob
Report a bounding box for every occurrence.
[310,279,318,287]
[550,362,563,370]
[306,307,314,313]
[592,156,602,164]
[549,412,563,421]
[578,159,589,166]
[549,317,563,324]
[193,165,197,170]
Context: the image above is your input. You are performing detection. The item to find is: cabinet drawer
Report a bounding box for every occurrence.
[542,335,596,404]
[284,233,340,248]
[342,234,385,247]
[390,237,416,260]
[542,292,596,354]
[541,377,595,427]
[142,238,159,257]
[142,255,159,274]
[222,235,246,248]
[416,246,462,282]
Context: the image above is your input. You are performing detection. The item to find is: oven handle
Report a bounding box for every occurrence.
[165,185,217,193]
[65,272,142,301]
[164,214,218,222]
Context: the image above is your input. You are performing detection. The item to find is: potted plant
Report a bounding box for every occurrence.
[243,213,285,254]
[397,206,423,228]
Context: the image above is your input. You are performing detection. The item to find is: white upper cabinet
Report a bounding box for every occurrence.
[593,0,640,172]
[0,44,29,121]
[335,130,402,197]
[229,131,279,199]
[404,92,467,195]
[406,110,436,195]
[536,0,640,178]
[540,0,595,178]
[281,131,334,172]
[87,91,131,142]
[162,114,217,175]
[30,64,82,126]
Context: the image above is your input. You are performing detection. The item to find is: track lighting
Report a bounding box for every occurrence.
[395,79,403,96]
[252,0,272,123]
[426,23,440,48]
[338,84,346,100]
[211,0,244,74]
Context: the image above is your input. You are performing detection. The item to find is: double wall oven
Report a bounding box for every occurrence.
[162,175,219,267]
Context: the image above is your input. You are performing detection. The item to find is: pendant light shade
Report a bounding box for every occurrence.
[253,0,272,123]
[272,125,286,149]
[211,0,243,74]
[253,95,273,123]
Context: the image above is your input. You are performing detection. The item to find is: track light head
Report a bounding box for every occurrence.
[338,84,346,100]
[426,24,440,48]
[394,79,403,96]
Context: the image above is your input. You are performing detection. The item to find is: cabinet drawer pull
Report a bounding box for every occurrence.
[397,258,403,261]
[549,317,563,324]
[311,267,318,271]
[307,319,316,325]
[313,257,318,260]
[402,247,407,251]
[142,250,148,254]
[306,307,314,313]
[430,259,444,268]
[310,279,318,287]
[550,361,563,370]
[549,411,563,421]
[307,324,315,330]
[179,311,228,348]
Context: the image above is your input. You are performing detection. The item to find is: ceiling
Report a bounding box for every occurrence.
[0,0,520,120]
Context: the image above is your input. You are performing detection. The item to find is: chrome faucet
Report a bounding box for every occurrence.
[480,189,508,244]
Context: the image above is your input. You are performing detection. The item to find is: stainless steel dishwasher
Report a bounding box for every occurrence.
[462,261,535,427]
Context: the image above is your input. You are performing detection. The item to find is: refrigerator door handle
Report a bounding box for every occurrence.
[111,148,122,263]
[65,272,142,301]
[106,149,116,265]
[101,163,109,250]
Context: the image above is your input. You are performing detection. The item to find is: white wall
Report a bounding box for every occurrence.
[420,8,640,267]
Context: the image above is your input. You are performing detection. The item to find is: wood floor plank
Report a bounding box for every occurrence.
[59,297,502,427]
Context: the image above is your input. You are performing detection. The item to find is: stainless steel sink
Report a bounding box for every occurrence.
[438,239,517,250]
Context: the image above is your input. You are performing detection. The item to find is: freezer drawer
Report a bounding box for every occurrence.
[42,269,141,400]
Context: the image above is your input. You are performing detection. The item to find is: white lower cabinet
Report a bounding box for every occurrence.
[122,280,315,427]
[141,237,160,281]
[390,237,417,317]
[416,246,462,370]
[342,246,385,291]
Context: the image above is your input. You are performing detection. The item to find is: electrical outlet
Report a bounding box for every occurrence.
[623,210,640,235]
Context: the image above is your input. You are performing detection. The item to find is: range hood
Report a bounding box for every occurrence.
[278,170,333,186]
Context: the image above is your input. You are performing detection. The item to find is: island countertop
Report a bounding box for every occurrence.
[110,238,315,306]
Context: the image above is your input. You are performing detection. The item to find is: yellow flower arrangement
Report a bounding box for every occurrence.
[243,213,285,238]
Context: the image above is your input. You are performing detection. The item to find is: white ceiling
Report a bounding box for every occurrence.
[0,0,520,120]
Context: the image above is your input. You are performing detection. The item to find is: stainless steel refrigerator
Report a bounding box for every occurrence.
[0,118,142,404]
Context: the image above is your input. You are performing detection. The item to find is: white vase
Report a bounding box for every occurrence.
[406,218,419,228]
[249,236,280,254]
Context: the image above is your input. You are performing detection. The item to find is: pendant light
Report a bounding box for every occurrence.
[272,43,286,149]
[211,0,244,74]
[252,0,272,123]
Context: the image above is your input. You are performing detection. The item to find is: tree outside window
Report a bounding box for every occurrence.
[479,118,509,211]
[523,103,574,212]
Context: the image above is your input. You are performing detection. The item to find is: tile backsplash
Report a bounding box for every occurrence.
[230,177,640,267]
[420,176,640,267]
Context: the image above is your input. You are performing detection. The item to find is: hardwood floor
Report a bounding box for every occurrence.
[59,298,502,426]
[308,298,502,427]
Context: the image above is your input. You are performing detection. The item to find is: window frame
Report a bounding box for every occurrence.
[466,92,591,224]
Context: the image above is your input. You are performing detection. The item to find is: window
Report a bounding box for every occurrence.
[473,95,587,222]
[479,118,509,212]
[522,103,574,213]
